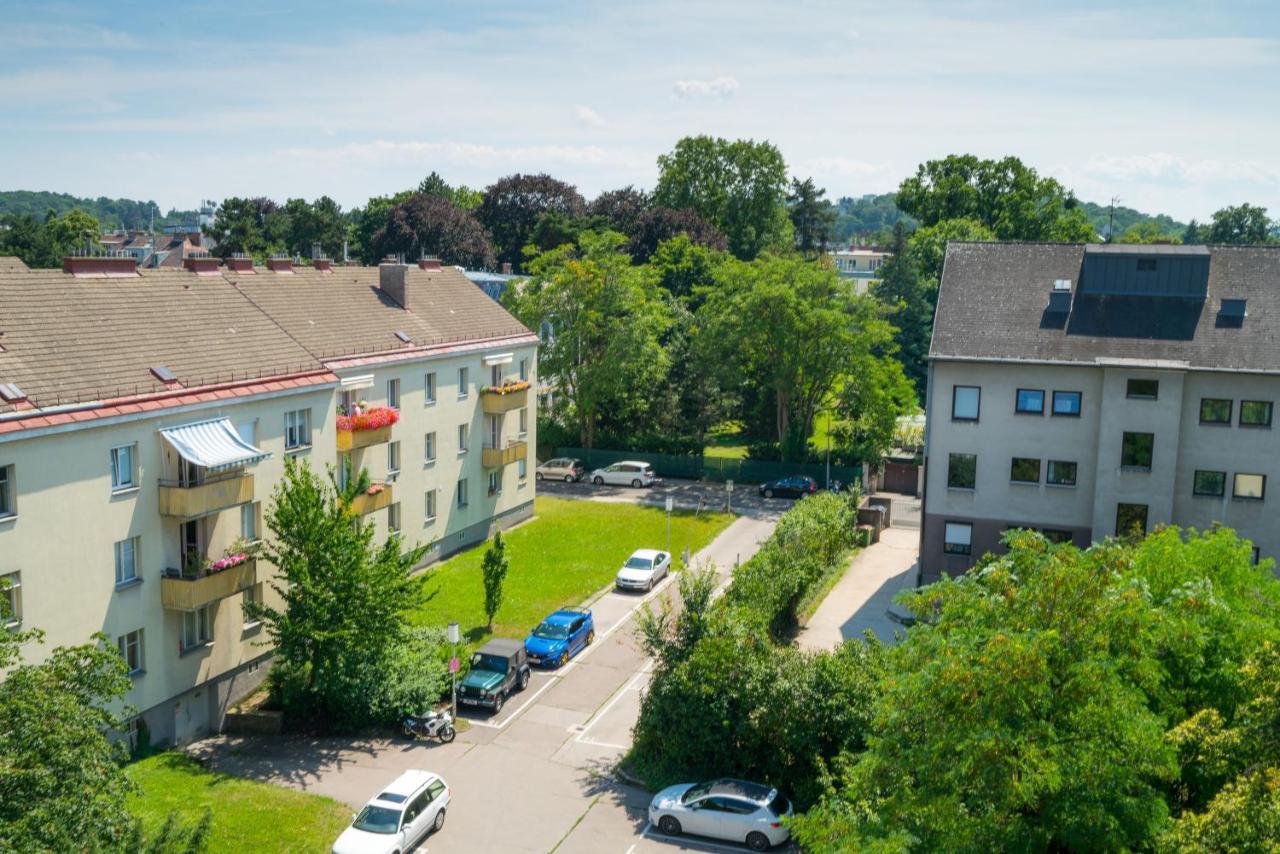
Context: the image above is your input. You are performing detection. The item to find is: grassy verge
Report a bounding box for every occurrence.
[703,420,748,460]
[410,496,734,646]
[796,545,861,627]
[126,753,351,853]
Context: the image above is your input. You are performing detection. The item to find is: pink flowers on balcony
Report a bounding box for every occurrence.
[208,552,249,573]
[480,380,531,396]
[366,483,386,496]
[336,405,400,432]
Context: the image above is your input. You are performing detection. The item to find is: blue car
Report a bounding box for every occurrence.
[524,607,595,668]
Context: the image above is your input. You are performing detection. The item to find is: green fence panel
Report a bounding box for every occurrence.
[554,447,861,486]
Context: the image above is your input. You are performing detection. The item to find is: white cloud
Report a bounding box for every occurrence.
[672,76,739,99]
[279,139,649,172]
[1075,153,1280,187]
[573,105,607,128]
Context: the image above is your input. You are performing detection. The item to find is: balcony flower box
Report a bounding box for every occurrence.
[480,380,531,396]
[480,382,530,414]
[337,406,398,451]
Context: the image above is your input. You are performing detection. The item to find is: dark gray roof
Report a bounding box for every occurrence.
[931,242,1280,374]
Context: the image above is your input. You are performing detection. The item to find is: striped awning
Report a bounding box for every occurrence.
[159,418,270,473]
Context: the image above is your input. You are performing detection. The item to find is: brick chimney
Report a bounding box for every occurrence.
[380,257,409,307]
[418,255,442,272]
[313,258,333,273]
[226,254,255,273]
[183,254,220,275]
[501,262,513,275]
[266,254,293,274]
[63,253,138,278]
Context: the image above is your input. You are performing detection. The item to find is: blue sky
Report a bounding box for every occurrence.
[2,0,1277,221]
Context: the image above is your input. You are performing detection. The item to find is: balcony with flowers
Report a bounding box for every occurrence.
[161,539,259,611]
[349,481,394,516]
[336,403,399,452]
[480,379,530,414]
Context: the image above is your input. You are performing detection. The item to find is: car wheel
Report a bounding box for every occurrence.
[631,478,642,488]
[646,578,653,592]
[593,476,604,485]
[657,816,682,836]
[519,669,531,690]
[564,474,573,482]
[433,808,447,833]
[746,831,770,851]
[586,629,595,645]
[764,488,774,498]
[492,693,504,714]
[439,724,456,744]
[403,723,416,740]
[535,472,543,481]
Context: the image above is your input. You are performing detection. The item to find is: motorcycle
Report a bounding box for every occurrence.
[403,709,456,744]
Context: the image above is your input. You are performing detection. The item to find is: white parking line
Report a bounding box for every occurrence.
[639,824,754,854]
[574,662,651,745]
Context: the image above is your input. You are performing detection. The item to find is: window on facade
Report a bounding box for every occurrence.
[1240,400,1273,427]
[387,378,400,410]
[1200,398,1233,424]
[947,453,977,489]
[114,536,139,585]
[424,372,437,405]
[490,364,503,387]
[425,489,437,521]
[1193,470,1226,497]
[1234,473,1266,500]
[943,522,973,555]
[456,478,468,508]
[1010,457,1040,483]
[1052,391,1082,416]
[337,453,352,492]
[388,502,401,533]
[1121,432,1154,469]
[1116,503,1149,535]
[488,471,501,495]
[457,424,469,453]
[519,407,528,435]
[1014,389,1044,414]
[0,465,11,517]
[388,441,401,474]
[951,386,980,421]
[518,458,528,481]
[425,432,436,462]
[240,502,259,541]
[1047,460,1078,486]
[1126,378,1159,399]
[243,584,261,627]
[110,444,136,491]
[1,571,21,626]
[1042,529,1073,544]
[457,367,469,399]
[284,409,311,450]
[519,358,528,381]
[118,629,144,674]
[182,606,212,651]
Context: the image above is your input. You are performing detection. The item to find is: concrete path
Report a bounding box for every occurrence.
[795,527,920,650]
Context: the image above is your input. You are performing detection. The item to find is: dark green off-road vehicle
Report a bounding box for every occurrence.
[457,638,530,714]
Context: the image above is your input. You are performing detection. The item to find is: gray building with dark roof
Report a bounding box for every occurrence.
[922,241,1280,582]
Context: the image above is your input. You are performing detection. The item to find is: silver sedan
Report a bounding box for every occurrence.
[649,779,792,851]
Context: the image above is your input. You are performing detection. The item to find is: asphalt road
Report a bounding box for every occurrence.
[193,508,781,853]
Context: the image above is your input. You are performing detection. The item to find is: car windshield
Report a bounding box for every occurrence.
[533,622,570,640]
[624,557,652,570]
[351,805,401,834]
[471,653,508,673]
[767,792,791,817]
[681,783,714,804]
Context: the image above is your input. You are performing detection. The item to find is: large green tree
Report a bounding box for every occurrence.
[787,177,837,257]
[1206,203,1273,244]
[282,196,347,260]
[372,194,496,269]
[654,135,791,260]
[205,196,290,260]
[0,208,103,268]
[476,173,586,270]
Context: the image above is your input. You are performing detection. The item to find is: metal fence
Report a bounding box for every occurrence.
[552,447,861,486]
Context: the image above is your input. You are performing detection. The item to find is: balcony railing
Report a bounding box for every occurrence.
[349,483,394,515]
[482,439,528,469]
[161,559,257,611]
[336,407,398,452]
[480,383,529,414]
[158,471,254,518]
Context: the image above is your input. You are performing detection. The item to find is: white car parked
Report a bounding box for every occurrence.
[332,770,450,854]
[615,548,672,592]
[649,778,792,851]
[589,460,657,488]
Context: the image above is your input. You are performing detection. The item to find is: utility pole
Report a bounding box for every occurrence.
[1108,196,1121,243]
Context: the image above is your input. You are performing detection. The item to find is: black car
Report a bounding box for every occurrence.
[758,476,818,499]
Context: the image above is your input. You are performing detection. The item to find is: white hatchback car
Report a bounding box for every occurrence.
[615,548,672,592]
[332,770,450,854]
[649,778,792,851]
[589,460,657,488]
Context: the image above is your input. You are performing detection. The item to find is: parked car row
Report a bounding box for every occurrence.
[535,458,659,488]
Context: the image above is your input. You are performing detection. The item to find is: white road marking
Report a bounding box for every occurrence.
[574,663,651,744]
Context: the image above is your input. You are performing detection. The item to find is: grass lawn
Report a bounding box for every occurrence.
[704,420,747,460]
[411,496,734,645]
[126,753,351,853]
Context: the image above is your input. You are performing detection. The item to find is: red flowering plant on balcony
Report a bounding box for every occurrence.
[366,483,386,496]
[336,405,400,432]
[205,537,260,574]
[480,379,531,396]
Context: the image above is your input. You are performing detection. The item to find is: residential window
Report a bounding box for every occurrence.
[1047,460,1077,486]
[181,606,212,651]
[425,432,436,463]
[1233,473,1266,500]
[943,522,972,556]
[388,441,401,474]
[456,478,469,508]
[519,358,528,381]
[240,502,259,541]
[951,386,980,421]
[491,364,503,387]
[337,453,352,492]
[0,465,11,518]
[1200,398,1232,425]
[1014,389,1044,414]
[425,489,437,522]
[1042,529,1073,545]
[458,424,469,453]
[947,453,977,489]
[1052,391,1082,416]
[1,572,20,626]
[1126,378,1159,399]
[242,584,261,628]
[518,458,528,481]
[458,367,469,399]
[284,409,311,450]
[1240,400,1273,428]
[519,407,528,435]
[1116,503,1148,535]
[1121,432,1154,469]
[1193,470,1226,497]
[1010,457,1040,484]
[114,536,139,585]
[388,502,401,534]
[424,372,437,405]
[387,378,400,410]
[118,629,144,675]
[488,471,501,495]
[110,444,137,491]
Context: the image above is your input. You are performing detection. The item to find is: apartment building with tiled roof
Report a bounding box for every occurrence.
[922,242,1280,583]
[0,253,537,745]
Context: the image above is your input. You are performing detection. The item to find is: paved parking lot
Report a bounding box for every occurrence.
[534,475,792,519]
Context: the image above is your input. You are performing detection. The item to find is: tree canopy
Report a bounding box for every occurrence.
[1206,203,1273,244]
[371,193,495,269]
[476,173,587,270]
[787,177,837,257]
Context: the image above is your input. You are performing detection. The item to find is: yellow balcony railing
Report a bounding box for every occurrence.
[349,484,393,515]
[159,472,255,518]
[483,440,527,469]
[161,560,257,612]
[336,424,392,452]
[480,386,529,414]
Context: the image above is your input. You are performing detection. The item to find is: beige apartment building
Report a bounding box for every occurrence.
[0,253,536,744]
[922,242,1280,583]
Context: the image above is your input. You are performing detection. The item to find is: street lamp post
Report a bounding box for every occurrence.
[447,621,460,720]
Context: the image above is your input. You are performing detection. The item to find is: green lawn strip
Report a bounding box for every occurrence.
[796,545,862,627]
[126,753,351,853]
[703,419,748,460]
[410,496,734,647]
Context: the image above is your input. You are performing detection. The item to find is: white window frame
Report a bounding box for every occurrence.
[943,522,973,555]
[458,424,469,453]
[519,358,528,381]
[182,606,212,651]
[388,502,401,534]
[0,464,12,518]
[457,478,468,508]
[118,629,144,675]
[457,367,469,399]
[1,571,20,627]
[425,432,436,463]
[488,471,501,496]
[425,489,437,522]
[284,409,311,451]
[424,372,437,405]
[518,457,528,482]
[387,378,400,410]
[242,583,261,629]
[110,444,137,491]
[388,440,401,475]
[491,364,503,387]
[519,407,528,436]
[240,502,259,541]
[114,536,139,586]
